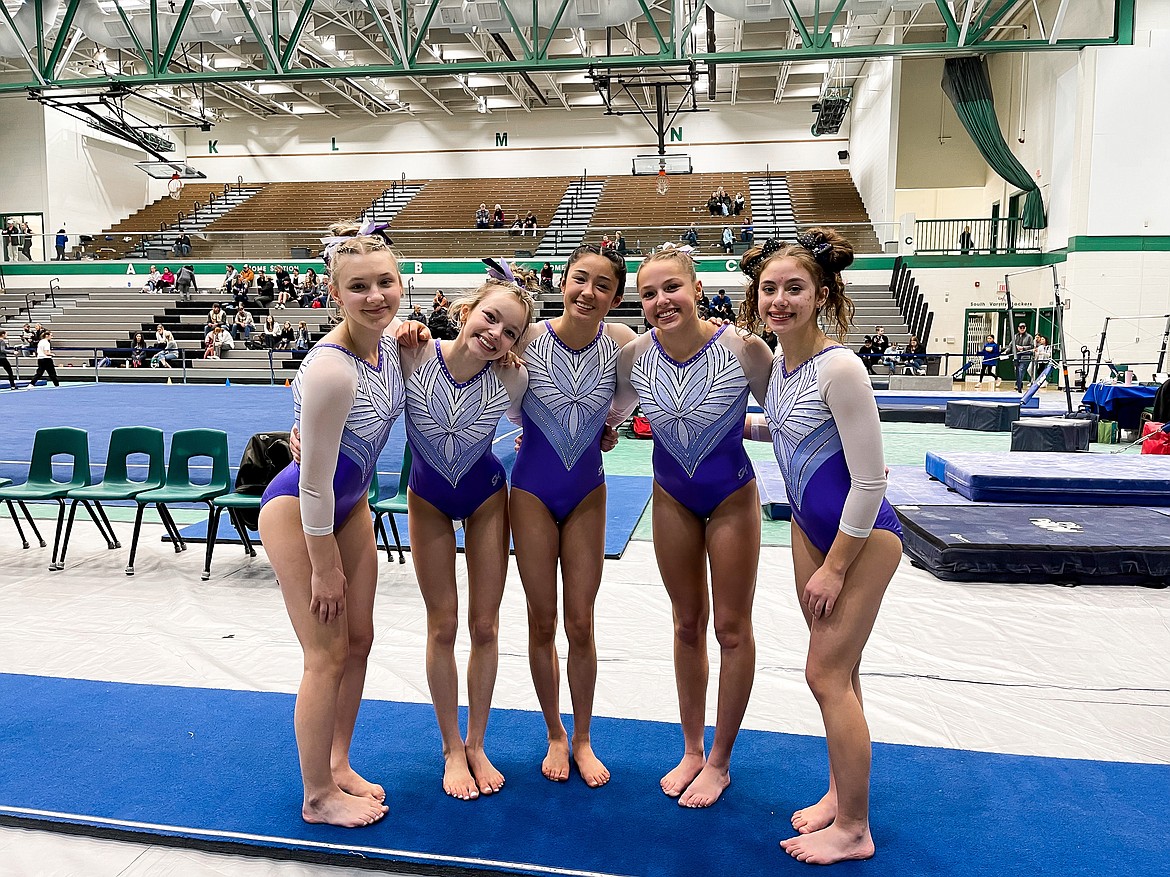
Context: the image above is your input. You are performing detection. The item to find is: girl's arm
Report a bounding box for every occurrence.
[606,332,646,428]
[296,350,359,537]
[499,362,529,425]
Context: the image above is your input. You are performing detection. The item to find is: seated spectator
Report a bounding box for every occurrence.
[21,323,37,355]
[255,271,275,307]
[232,304,255,341]
[904,336,927,374]
[681,223,699,248]
[600,232,612,250]
[697,291,711,320]
[508,215,523,236]
[740,215,754,244]
[523,211,538,237]
[293,321,311,350]
[710,289,735,322]
[262,315,281,349]
[717,186,732,216]
[733,192,746,216]
[614,230,628,256]
[721,226,734,255]
[539,262,554,292]
[297,268,320,307]
[129,333,148,368]
[205,304,226,334]
[432,290,449,310]
[407,304,427,323]
[220,264,237,292]
[152,324,167,352]
[290,266,301,294]
[761,326,778,353]
[174,264,196,301]
[231,281,251,309]
[279,321,295,350]
[158,266,175,294]
[707,192,721,216]
[173,232,191,257]
[205,324,233,359]
[428,304,455,340]
[492,203,505,228]
[881,342,904,374]
[858,336,877,374]
[154,330,180,368]
[142,265,161,294]
[475,202,490,229]
[239,264,255,288]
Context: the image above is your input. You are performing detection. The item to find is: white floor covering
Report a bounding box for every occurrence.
[2,515,1168,876]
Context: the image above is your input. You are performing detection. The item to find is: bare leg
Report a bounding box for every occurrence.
[780,526,901,866]
[680,480,760,808]
[558,485,609,787]
[258,497,387,828]
[407,489,478,801]
[462,488,510,795]
[650,484,710,798]
[511,487,570,782]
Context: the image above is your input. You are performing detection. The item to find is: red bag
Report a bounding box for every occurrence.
[632,415,653,439]
[1140,422,1170,455]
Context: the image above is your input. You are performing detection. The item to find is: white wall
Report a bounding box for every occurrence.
[0,96,48,217]
[849,56,897,227]
[894,58,987,190]
[183,103,848,182]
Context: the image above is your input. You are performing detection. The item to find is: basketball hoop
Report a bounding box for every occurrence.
[656,165,669,197]
[168,173,184,201]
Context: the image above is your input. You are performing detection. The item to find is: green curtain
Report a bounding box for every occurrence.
[942,57,1046,229]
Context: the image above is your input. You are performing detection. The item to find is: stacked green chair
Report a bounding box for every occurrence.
[126,429,230,576]
[56,427,166,571]
[371,444,411,564]
[0,426,99,567]
[1,475,45,549]
[202,492,261,581]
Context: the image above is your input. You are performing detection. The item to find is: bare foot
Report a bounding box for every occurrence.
[442,749,480,801]
[333,764,386,802]
[571,740,610,788]
[302,788,388,827]
[791,791,836,834]
[678,763,730,808]
[780,824,875,866]
[465,746,505,795]
[542,737,570,782]
[660,752,705,798]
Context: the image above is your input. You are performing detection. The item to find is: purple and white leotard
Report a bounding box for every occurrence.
[764,345,902,555]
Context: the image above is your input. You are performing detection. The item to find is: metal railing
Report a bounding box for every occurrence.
[9,344,298,386]
[914,217,1042,255]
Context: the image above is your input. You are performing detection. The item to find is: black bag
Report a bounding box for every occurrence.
[1153,378,1170,424]
[234,431,292,530]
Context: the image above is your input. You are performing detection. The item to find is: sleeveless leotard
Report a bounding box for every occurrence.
[511,322,620,523]
[764,345,902,555]
[262,336,405,535]
[622,324,765,519]
[404,339,514,521]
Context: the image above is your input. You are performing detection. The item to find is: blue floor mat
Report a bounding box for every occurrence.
[176,474,654,560]
[0,673,1165,877]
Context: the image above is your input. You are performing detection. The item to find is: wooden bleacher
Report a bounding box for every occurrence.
[387,177,573,259]
[784,170,882,254]
[93,183,256,259]
[589,172,753,253]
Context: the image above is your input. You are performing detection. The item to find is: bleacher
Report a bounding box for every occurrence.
[784,170,883,254]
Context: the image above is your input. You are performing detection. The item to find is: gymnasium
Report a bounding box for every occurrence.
[0,1,1167,875]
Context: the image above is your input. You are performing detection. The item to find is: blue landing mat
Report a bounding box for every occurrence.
[925,451,1170,505]
[0,673,1166,877]
[874,390,1039,409]
[175,474,654,560]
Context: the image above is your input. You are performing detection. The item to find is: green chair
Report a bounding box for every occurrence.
[202,491,260,581]
[371,444,411,564]
[127,429,230,576]
[57,427,166,571]
[0,427,96,567]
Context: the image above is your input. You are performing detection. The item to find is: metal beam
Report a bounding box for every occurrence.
[281,0,318,69]
[160,0,198,73]
[1049,0,1072,45]
[235,0,284,75]
[44,0,83,79]
[0,1,47,86]
[933,0,960,41]
[968,0,1025,44]
[112,0,153,74]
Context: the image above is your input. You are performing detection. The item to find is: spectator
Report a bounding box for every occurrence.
[220,264,237,292]
[432,290,449,310]
[289,266,301,293]
[710,288,735,322]
[232,305,255,342]
[293,320,311,350]
[732,192,745,216]
[158,330,180,368]
[760,326,778,353]
[175,264,197,301]
[492,203,505,228]
[539,262,554,292]
[142,264,162,294]
[2,219,16,261]
[475,202,490,229]
[240,264,256,288]
[407,304,427,323]
[262,315,280,349]
[614,230,628,256]
[978,334,1001,385]
[205,304,225,334]
[523,210,538,237]
[152,324,167,353]
[959,225,974,255]
[740,215,754,244]
[428,304,456,340]
[279,320,295,350]
[1034,334,1052,377]
[19,221,33,260]
[858,336,877,374]
[173,231,192,257]
[717,186,731,216]
[721,225,734,255]
[697,291,711,320]
[21,322,36,354]
[1008,322,1034,392]
[231,280,251,309]
[707,191,721,216]
[508,214,523,236]
[904,337,927,374]
[881,341,904,374]
[128,332,148,368]
[255,270,275,307]
[0,330,17,388]
[871,325,890,357]
[205,323,233,359]
[599,232,612,250]
[54,228,68,261]
[158,266,175,294]
[681,222,699,248]
[31,330,60,387]
[298,268,320,307]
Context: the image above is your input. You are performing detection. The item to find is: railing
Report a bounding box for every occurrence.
[914,217,1042,255]
[10,343,299,386]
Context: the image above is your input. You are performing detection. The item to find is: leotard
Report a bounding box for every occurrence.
[262,336,405,535]
[403,339,524,521]
[763,345,902,555]
[511,322,620,523]
[616,324,772,520]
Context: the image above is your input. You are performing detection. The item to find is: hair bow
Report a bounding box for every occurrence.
[796,231,832,259]
[741,238,784,280]
[482,256,517,284]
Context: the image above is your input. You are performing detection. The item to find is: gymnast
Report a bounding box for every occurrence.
[259,222,420,828]
[508,246,637,787]
[740,229,902,865]
[611,246,773,808]
[401,275,533,801]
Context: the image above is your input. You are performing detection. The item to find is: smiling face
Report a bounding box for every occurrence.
[636,256,702,332]
[329,249,402,332]
[460,288,529,361]
[756,256,827,339]
[562,252,623,324]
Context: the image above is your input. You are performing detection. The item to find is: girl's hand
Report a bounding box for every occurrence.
[495,349,525,370]
[804,566,846,620]
[289,425,302,464]
[514,431,524,452]
[395,320,430,348]
[600,424,620,452]
[310,568,347,624]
